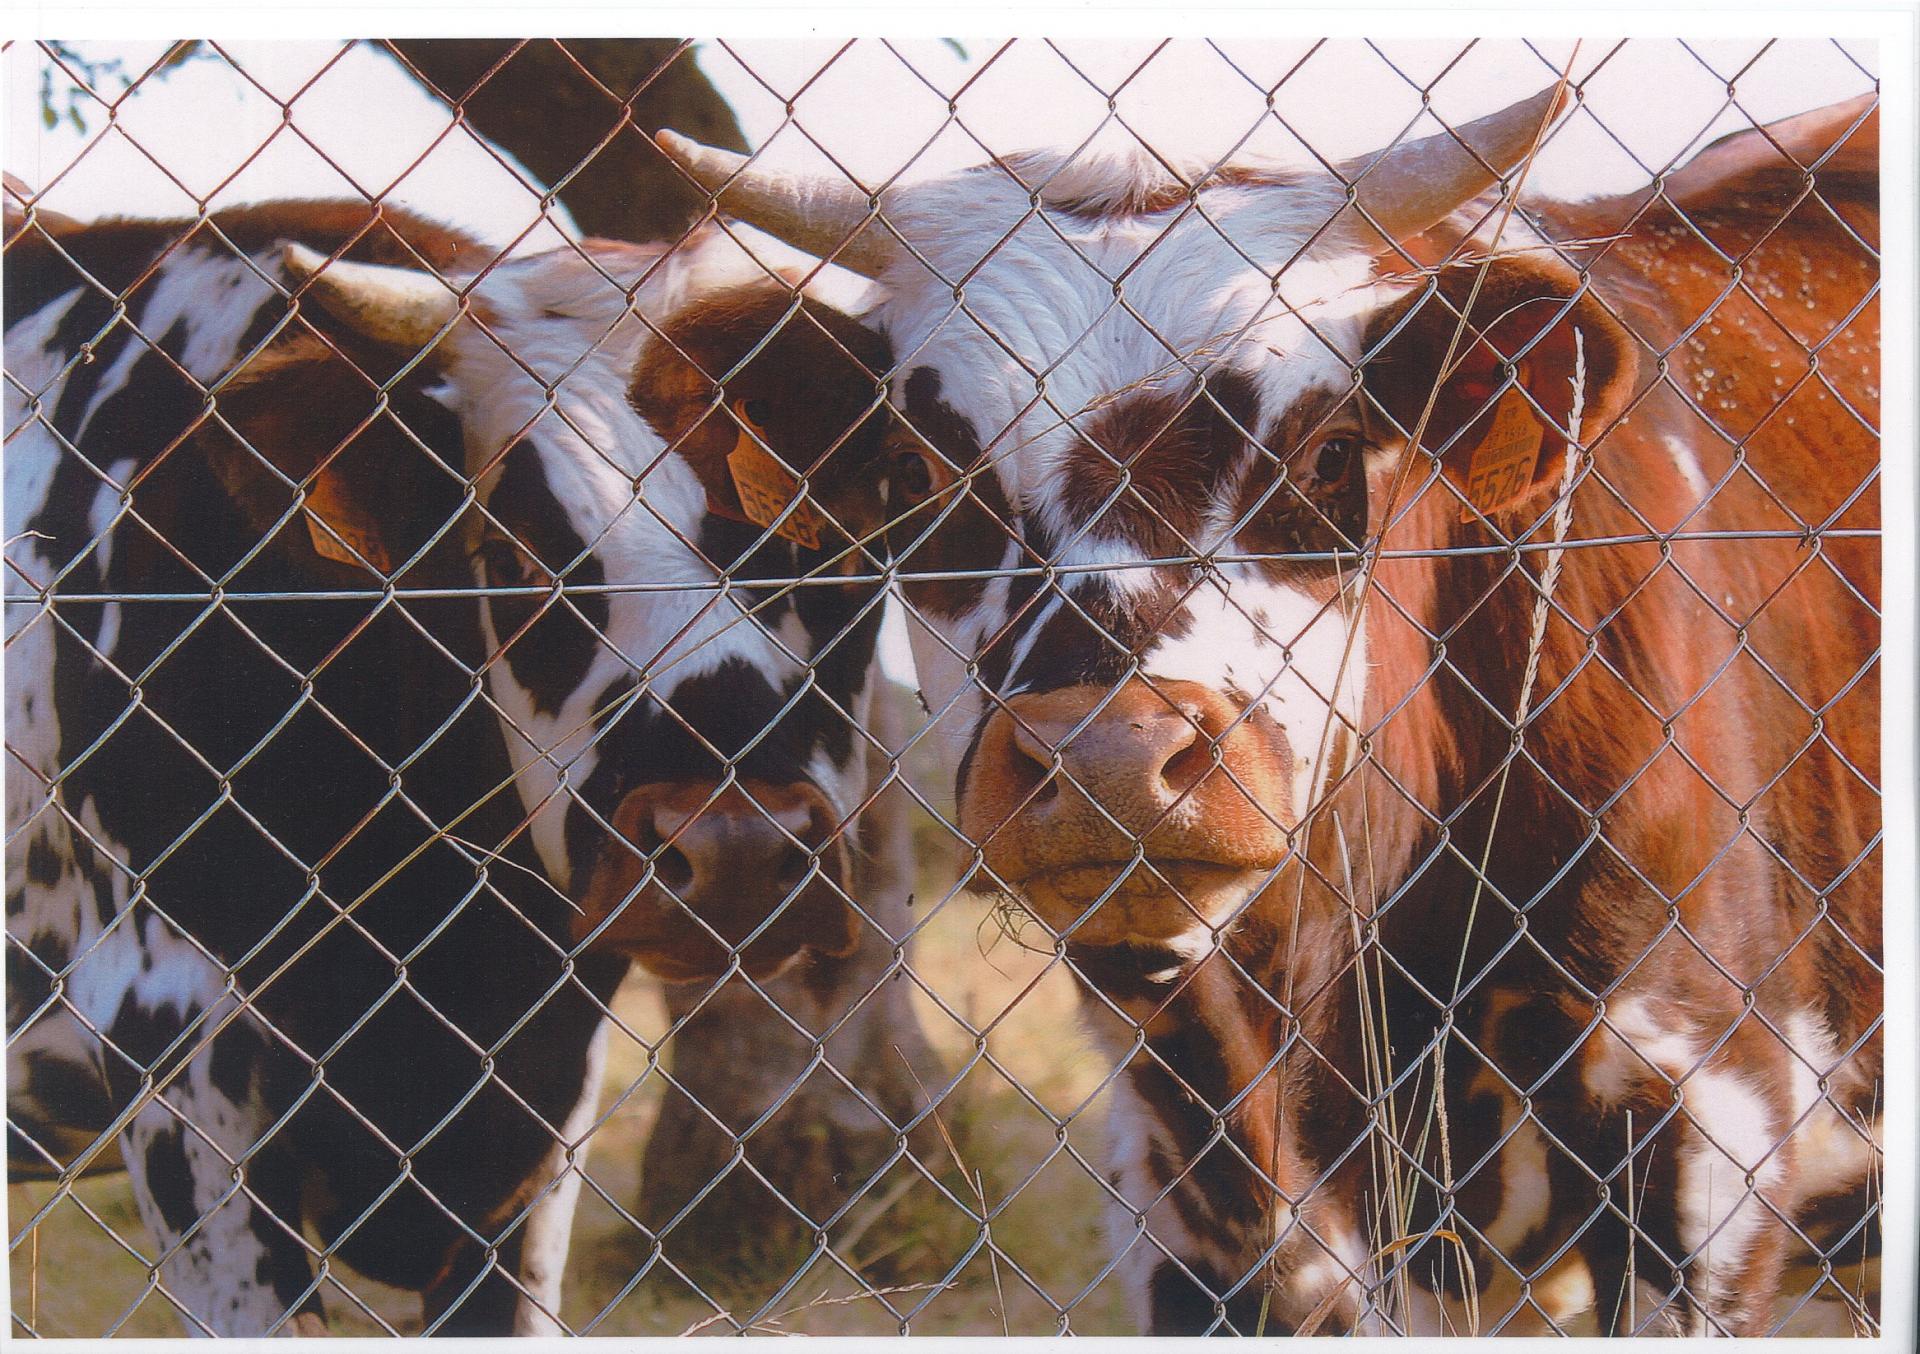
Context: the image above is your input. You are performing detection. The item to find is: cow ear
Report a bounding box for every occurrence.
[630,309,746,517]
[631,287,817,532]
[200,336,457,575]
[1362,252,1638,519]
[633,286,893,550]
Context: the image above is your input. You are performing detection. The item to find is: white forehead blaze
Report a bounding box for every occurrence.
[879,171,1375,515]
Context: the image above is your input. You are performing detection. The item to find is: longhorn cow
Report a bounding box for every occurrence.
[658,87,1882,1334]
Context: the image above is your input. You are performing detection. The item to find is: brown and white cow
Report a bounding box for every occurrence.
[659,86,1881,1334]
[6,197,894,1332]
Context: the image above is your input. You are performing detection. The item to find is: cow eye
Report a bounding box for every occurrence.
[1312,434,1361,483]
[738,397,772,429]
[889,448,939,505]
[474,529,546,588]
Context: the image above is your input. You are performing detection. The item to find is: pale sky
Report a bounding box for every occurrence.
[6,37,1881,245]
[2,36,1883,683]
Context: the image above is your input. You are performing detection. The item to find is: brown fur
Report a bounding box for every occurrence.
[887,367,1023,620]
[1059,374,1259,554]
[944,98,1880,1334]
[629,283,894,548]
[5,198,475,321]
[200,330,468,580]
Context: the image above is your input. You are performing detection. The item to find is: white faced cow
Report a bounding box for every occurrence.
[660,87,1880,1334]
[6,198,893,1333]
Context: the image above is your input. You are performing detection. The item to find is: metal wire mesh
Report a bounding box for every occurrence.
[5,37,1883,1337]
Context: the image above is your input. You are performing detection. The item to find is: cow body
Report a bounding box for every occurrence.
[662,89,1881,1334]
[5,202,625,1333]
[1410,108,1882,1333]
[6,199,895,1332]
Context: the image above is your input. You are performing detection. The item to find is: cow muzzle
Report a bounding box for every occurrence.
[959,679,1295,947]
[576,779,859,982]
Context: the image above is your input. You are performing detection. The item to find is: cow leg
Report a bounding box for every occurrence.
[511,1016,609,1335]
[110,988,320,1337]
[22,821,323,1338]
[6,994,119,1177]
[1531,1093,1674,1338]
[1573,1005,1795,1336]
[410,1016,606,1336]
[1441,989,1610,1334]
[418,1229,526,1335]
[419,1019,608,1337]
[8,818,127,1175]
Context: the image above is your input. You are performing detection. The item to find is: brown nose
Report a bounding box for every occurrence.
[647,797,817,904]
[577,780,859,981]
[959,679,1295,945]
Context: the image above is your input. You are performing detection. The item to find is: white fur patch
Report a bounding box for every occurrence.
[1485,1104,1554,1257]
[1779,1010,1878,1208]
[1675,1064,1781,1319]
[1098,1074,1209,1330]
[85,457,136,577]
[1661,433,1713,505]
[74,249,271,443]
[1141,567,1365,814]
[1587,995,1696,1104]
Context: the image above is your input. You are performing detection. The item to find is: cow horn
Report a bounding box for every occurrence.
[1338,83,1571,244]
[282,243,460,348]
[653,130,899,279]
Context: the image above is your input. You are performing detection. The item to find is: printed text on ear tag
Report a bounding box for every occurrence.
[1460,379,1545,521]
[728,425,825,549]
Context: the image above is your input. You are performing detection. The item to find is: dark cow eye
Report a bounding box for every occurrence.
[1313,434,1360,483]
[890,448,938,505]
[475,529,546,588]
[739,398,772,429]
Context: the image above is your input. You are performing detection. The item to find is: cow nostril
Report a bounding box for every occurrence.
[631,817,696,896]
[773,843,813,897]
[1008,755,1062,809]
[1006,722,1063,807]
[653,844,694,895]
[1158,720,1215,793]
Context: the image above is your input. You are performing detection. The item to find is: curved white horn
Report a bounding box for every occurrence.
[1340,83,1572,244]
[654,129,899,279]
[282,243,460,348]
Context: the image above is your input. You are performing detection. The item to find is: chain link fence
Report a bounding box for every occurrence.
[5,37,1883,1336]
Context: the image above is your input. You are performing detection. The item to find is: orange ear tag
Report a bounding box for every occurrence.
[304,478,394,573]
[1459,371,1545,522]
[727,417,826,550]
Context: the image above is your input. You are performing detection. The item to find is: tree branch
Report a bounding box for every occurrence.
[384,39,748,242]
